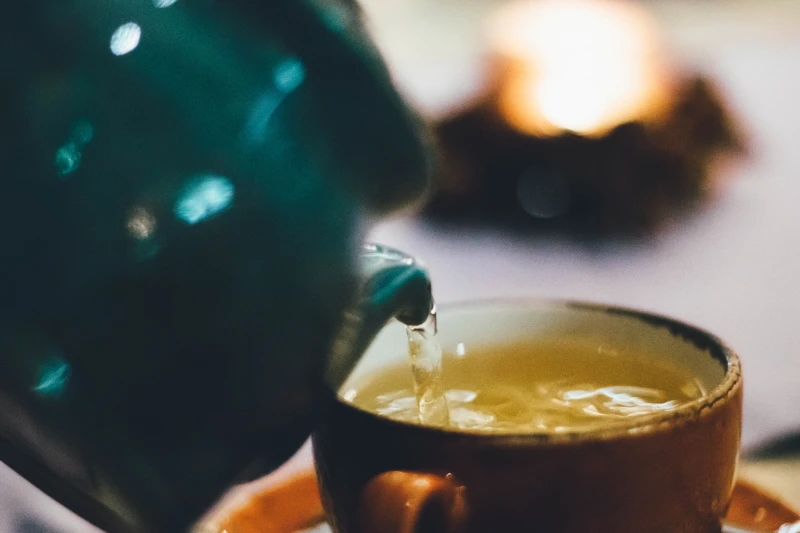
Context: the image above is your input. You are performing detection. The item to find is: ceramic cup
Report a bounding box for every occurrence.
[313,300,743,533]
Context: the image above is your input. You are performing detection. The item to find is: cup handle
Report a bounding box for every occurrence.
[357,471,468,533]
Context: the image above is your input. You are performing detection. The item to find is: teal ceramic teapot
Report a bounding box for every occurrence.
[0,0,432,531]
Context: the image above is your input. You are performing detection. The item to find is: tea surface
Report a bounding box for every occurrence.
[342,340,706,432]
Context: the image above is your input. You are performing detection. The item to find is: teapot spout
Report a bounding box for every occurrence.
[326,244,433,390]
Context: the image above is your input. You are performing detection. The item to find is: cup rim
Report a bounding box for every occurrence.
[337,298,742,445]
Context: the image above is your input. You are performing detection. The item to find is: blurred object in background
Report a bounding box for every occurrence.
[361,0,747,237]
[489,0,669,139]
[430,0,746,236]
[431,77,744,236]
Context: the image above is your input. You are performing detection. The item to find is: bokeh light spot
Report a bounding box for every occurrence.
[33,357,71,398]
[174,174,235,225]
[110,22,142,56]
[274,58,306,94]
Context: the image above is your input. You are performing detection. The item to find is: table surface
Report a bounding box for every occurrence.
[3,1,800,531]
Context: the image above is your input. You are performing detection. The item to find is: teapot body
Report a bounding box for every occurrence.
[0,1,429,531]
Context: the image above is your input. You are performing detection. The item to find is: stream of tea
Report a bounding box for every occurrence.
[389,304,706,431]
[405,307,450,426]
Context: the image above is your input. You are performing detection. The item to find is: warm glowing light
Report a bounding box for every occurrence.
[490,0,666,137]
[127,207,157,239]
[342,389,358,402]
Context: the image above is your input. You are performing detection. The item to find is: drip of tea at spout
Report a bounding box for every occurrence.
[406,307,450,426]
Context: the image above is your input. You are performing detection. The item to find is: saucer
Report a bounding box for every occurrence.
[200,460,800,533]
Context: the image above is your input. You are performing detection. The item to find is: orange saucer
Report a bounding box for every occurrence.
[202,468,798,533]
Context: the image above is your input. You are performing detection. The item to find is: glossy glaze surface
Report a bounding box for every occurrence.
[0,0,429,531]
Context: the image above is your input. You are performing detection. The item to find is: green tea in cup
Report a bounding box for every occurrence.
[343,338,707,433]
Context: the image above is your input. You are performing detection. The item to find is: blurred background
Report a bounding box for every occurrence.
[3,0,800,530]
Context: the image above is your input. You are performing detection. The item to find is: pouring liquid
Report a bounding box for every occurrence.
[356,314,708,432]
[384,279,703,431]
[405,307,450,426]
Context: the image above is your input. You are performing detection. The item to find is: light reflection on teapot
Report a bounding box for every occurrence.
[0,0,432,531]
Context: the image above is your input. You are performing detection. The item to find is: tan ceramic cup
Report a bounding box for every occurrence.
[313,300,743,533]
